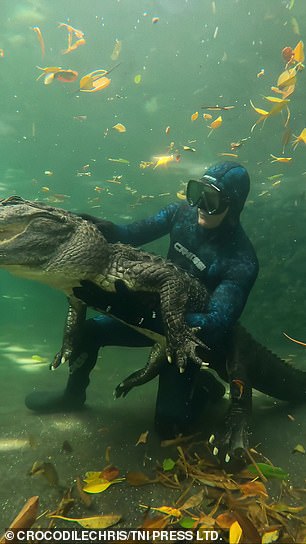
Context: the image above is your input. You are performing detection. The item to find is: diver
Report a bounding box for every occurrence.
[25,161,259,441]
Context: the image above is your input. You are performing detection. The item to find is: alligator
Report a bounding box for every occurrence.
[0,196,305,465]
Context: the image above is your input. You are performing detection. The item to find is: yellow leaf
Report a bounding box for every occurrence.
[176,191,186,201]
[250,101,269,116]
[140,504,182,518]
[153,155,175,169]
[83,477,124,494]
[49,514,121,528]
[293,40,304,63]
[264,96,289,104]
[270,154,292,163]
[277,68,297,90]
[209,115,222,129]
[229,520,242,544]
[113,123,126,133]
[261,529,279,544]
[191,111,199,121]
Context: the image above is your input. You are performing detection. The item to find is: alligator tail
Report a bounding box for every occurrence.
[236,324,306,402]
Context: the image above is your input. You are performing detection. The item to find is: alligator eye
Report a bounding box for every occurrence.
[1,195,25,206]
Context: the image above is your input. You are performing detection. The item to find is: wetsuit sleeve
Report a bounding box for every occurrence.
[107,203,180,245]
[186,256,258,349]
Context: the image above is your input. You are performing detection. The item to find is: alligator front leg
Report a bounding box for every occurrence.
[111,250,211,372]
[158,277,210,372]
[51,297,87,369]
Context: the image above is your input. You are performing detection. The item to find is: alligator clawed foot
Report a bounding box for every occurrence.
[113,382,131,399]
[167,328,210,372]
[208,417,250,471]
[50,351,67,370]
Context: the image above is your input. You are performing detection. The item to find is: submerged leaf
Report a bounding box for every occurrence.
[179,517,198,529]
[180,489,204,510]
[126,471,156,486]
[140,504,182,518]
[216,512,237,529]
[261,529,279,544]
[49,514,121,528]
[83,478,124,494]
[229,521,242,544]
[246,463,288,480]
[162,458,176,471]
[135,430,149,446]
[239,481,268,498]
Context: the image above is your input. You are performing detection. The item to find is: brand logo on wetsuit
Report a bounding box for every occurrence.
[174,242,206,271]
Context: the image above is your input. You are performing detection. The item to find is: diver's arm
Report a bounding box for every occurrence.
[186,256,258,348]
[78,203,180,246]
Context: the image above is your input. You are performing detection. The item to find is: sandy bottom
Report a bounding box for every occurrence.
[1,335,306,531]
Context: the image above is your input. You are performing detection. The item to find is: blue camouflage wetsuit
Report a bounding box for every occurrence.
[25,162,259,437]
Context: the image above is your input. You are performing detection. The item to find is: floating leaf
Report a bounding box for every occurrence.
[191,111,199,121]
[229,521,242,544]
[292,443,305,454]
[162,458,176,471]
[134,74,142,84]
[246,463,288,480]
[135,430,149,446]
[49,514,121,528]
[112,123,126,133]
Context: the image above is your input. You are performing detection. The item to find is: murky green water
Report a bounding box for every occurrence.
[1,0,306,532]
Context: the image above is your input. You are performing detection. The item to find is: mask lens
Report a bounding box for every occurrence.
[186,179,202,206]
[201,184,221,214]
[187,178,222,214]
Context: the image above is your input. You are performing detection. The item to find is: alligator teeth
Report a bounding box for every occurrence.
[213,447,218,456]
[167,355,172,363]
[209,434,215,444]
[225,453,231,463]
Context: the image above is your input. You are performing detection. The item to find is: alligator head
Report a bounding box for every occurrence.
[0,195,109,291]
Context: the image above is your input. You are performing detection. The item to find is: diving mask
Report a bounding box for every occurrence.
[187,175,229,215]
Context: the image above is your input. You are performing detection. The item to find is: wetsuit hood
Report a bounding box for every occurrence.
[202,162,250,224]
